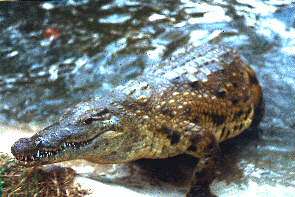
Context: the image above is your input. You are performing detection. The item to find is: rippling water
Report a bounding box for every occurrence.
[0,0,295,196]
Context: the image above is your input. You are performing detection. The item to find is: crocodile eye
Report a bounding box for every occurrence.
[83,117,96,125]
[81,108,110,125]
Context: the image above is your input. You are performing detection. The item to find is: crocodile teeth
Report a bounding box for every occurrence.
[18,136,96,163]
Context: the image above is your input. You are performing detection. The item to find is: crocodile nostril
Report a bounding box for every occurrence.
[11,138,34,156]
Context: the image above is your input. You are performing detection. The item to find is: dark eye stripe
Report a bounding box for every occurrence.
[82,108,111,125]
[83,117,96,125]
[94,108,110,117]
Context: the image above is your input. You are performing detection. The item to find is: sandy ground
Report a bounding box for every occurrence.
[0,124,33,155]
[1,124,294,197]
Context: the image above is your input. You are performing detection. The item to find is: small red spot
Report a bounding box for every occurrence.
[43,27,61,39]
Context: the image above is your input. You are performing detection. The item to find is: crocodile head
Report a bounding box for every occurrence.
[11,98,150,166]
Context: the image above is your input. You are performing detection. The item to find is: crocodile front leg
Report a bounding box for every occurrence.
[186,132,221,197]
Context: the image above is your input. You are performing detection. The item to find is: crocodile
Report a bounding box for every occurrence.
[11,44,263,197]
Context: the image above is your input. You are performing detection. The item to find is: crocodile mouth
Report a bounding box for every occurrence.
[14,132,103,166]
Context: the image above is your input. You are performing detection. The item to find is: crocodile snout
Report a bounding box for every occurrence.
[11,138,35,159]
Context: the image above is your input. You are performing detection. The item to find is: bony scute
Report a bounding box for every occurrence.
[11,44,263,197]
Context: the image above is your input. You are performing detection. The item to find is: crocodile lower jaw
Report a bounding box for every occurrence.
[15,133,102,166]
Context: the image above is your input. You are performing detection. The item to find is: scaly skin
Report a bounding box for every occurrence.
[11,44,263,196]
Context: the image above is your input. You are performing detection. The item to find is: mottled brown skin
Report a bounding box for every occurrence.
[11,44,263,197]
